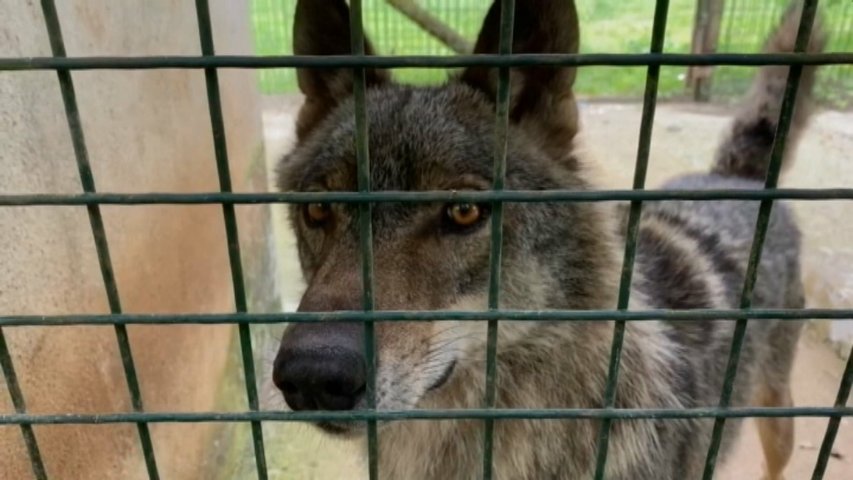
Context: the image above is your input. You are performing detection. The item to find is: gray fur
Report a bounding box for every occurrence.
[274,1,823,478]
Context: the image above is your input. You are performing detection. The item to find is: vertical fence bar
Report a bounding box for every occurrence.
[192,1,268,479]
[591,1,670,479]
[0,329,47,479]
[811,345,853,480]
[701,2,821,478]
[348,1,380,478]
[37,1,160,478]
[481,1,514,479]
[1,1,848,480]
[720,0,738,54]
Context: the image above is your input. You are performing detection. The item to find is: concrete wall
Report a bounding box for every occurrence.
[1,1,270,479]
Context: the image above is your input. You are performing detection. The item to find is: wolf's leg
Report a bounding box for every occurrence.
[755,383,795,480]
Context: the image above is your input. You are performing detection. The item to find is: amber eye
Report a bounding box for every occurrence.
[304,202,332,227]
[445,203,487,230]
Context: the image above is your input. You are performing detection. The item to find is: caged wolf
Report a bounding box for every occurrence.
[272,0,825,478]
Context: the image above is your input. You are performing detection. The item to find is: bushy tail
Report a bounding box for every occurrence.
[711,2,826,180]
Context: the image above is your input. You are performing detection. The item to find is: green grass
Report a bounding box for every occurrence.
[250,0,851,106]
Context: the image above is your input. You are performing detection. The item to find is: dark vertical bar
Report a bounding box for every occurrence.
[348,1,379,479]
[811,344,853,480]
[838,2,853,93]
[591,2,670,479]
[721,0,738,52]
[38,1,160,478]
[812,347,853,480]
[192,1,267,479]
[701,2,821,479]
[482,1,514,479]
[0,329,47,479]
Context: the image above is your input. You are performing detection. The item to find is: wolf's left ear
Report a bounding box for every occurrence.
[461,0,580,159]
[293,0,390,140]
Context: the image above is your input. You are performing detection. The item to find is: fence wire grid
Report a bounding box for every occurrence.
[251,0,853,106]
[1,0,852,480]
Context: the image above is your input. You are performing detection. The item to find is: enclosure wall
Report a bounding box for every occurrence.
[0,1,267,479]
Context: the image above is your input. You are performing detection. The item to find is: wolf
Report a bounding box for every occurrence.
[272,1,826,478]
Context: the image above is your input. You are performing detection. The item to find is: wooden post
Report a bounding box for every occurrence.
[686,0,725,101]
[386,0,472,54]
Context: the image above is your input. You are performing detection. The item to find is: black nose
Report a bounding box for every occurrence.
[273,322,366,411]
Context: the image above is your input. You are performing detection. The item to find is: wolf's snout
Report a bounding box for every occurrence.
[273,322,366,411]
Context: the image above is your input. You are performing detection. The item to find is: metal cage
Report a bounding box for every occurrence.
[1,0,851,479]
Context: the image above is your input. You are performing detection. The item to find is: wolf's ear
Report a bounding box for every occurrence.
[461,0,580,159]
[293,0,390,140]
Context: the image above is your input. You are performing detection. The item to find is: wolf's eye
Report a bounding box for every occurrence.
[304,202,332,228]
[444,203,489,231]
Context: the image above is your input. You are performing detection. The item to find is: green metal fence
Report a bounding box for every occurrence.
[1,0,852,479]
[714,0,853,106]
[251,0,853,106]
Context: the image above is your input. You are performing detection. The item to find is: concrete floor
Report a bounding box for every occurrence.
[255,96,852,479]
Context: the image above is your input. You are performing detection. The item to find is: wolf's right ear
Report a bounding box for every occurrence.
[293,0,390,140]
[461,0,580,163]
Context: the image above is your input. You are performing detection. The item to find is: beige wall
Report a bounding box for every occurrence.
[1,1,270,479]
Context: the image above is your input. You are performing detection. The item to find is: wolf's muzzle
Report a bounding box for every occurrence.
[273,322,366,411]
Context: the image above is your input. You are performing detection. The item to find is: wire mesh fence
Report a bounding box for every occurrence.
[1,0,852,479]
[252,0,853,106]
[714,0,853,106]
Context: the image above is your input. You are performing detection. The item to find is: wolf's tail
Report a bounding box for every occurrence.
[710,2,826,181]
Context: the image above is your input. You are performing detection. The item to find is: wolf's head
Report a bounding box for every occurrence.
[273,0,618,436]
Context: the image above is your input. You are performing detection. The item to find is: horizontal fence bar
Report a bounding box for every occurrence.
[1,407,851,425]
[1,53,851,71]
[2,308,850,327]
[2,188,853,206]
